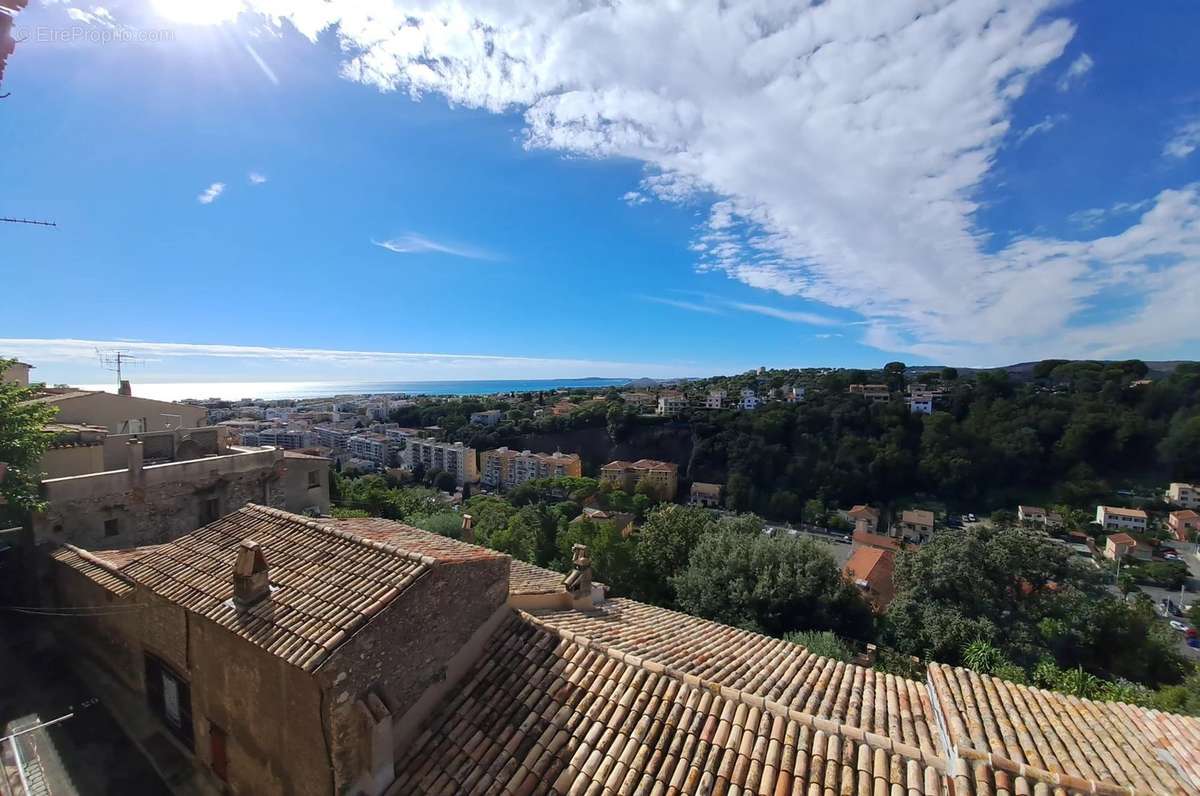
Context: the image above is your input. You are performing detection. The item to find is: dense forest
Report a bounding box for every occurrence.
[387,359,1200,519]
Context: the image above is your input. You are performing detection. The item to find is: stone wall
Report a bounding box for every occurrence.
[319,556,510,793]
[34,449,287,550]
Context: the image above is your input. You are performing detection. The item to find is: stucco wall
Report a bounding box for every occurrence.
[49,392,207,433]
[33,450,287,550]
[319,556,510,792]
[283,456,331,516]
[40,444,106,479]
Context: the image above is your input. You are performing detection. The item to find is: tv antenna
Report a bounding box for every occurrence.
[0,217,56,227]
[96,349,144,390]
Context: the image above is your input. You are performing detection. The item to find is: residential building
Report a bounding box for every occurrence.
[20,388,207,433]
[852,529,905,552]
[847,504,880,534]
[618,392,656,410]
[737,388,761,410]
[1018,505,1048,525]
[687,481,723,508]
[701,391,725,409]
[479,447,582,489]
[655,391,689,416]
[786,385,806,402]
[843,545,896,611]
[899,509,934,542]
[570,507,635,537]
[599,458,679,500]
[848,383,891,403]
[1095,505,1148,533]
[907,393,934,414]
[1168,509,1200,542]
[403,438,479,485]
[314,424,355,451]
[2,360,33,386]
[256,427,312,450]
[30,441,299,551]
[469,409,503,427]
[38,422,109,479]
[1104,532,1152,561]
[42,505,1200,796]
[550,400,578,416]
[1165,482,1200,509]
[282,450,332,516]
[347,432,396,471]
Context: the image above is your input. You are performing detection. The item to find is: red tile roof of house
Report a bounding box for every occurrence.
[843,546,896,610]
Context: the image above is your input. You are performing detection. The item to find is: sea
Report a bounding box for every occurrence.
[74,378,634,403]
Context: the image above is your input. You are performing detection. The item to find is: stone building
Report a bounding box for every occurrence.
[32,438,329,551]
[21,388,207,433]
[46,506,1200,796]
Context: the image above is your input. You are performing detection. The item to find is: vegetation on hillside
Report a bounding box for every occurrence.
[0,359,57,525]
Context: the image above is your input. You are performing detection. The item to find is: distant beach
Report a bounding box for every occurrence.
[73,378,633,403]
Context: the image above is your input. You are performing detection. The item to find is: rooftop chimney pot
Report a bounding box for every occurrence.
[118,379,132,397]
[461,513,475,544]
[126,439,144,483]
[565,543,595,610]
[232,539,271,608]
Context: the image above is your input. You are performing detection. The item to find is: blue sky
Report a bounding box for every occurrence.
[2,0,1198,385]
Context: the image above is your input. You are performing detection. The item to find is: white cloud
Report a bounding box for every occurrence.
[1164,118,1200,160]
[248,171,268,184]
[196,182,225,204]
[725,301,840,327]
[66,6,116,28]
[622,191,648,206]
[1067,199,1151,230]
[1057,52,1093,92]
[1,337,704,383]
[372,233,497,260]
[1014,114,1065,145]
[638,295,725,315]
[54,1,1200,363]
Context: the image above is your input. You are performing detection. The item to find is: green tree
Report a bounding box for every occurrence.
[673,530,873,639]
[634,505,718,605]
[0,360,57,523]
[784,630,853,662]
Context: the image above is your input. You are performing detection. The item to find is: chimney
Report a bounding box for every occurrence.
[232,539,271,608]
[126,439,143,483]
[460,513,475,544]
[565,543,594,610]
[118,379,132,396]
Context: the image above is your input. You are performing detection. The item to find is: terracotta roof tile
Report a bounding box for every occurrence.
[50,545,137,596]
[525,598,944,758]
[929,662,1200,795]
[393,614,947,795]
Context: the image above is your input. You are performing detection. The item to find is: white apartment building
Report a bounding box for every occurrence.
[1166,483,1200,509]
[1095,505,1148,532]
[702,391,725,409]
[907,394,934,415]
[656,392,689,416]
[347,433,396,471]
[739,389,761,410]
[256,428,312,450]
[314,424,355,451]
[470,410,503,427]
[404,438,479,485]
[786,386,805,402]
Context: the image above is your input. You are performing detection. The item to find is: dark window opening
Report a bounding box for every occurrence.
[103,518,119,537]
[199,497,220,525]
[144,653,193,749]
[307,470,320,488]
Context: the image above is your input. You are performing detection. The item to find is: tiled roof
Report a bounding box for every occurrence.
[332,517,507,564]
[508,558,568,595]
[929,663,1200,795]
[76,505,434,672]
[50,545,137,596]
[1102,506,1149,519]
[902,509,935,526]
[853,530,904,551]
[848,504,879,519]
[526,598,943,757]
[1107,532,1138,546]
[843,547,895,609]
[392,614,946,795]
[21,390,98,404]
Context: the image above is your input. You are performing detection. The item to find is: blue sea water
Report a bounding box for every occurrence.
[75,378,634,402]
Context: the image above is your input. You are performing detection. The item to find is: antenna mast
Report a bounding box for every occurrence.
[0,217,57,227]
[96,349,144,391]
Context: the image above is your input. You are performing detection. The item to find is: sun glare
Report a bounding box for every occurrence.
[151,0,244,25]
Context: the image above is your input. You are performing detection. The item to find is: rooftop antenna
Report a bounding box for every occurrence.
[0,217,56,227]
[96,348,144,392]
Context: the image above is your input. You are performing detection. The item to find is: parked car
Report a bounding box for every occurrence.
[1169,620,1190,633]
[966,513,977,522]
